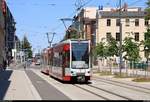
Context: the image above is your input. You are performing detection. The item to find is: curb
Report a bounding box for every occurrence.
[24,71,42,100]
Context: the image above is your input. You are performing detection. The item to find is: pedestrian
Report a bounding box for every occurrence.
[0,64,3,71]
[24,61,26,69]
[3,60,7,70]
[2,58,7,70]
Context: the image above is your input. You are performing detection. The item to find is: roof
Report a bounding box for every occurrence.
[53,39,90,47]
[98,11,146,18]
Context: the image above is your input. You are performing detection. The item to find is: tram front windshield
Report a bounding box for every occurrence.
[72,43,89,69]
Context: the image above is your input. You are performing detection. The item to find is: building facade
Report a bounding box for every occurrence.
[0,0,16,66]
[0,0,6,66]
[73,7,97,46]
[96,7,148,61]
[5,2,16,65]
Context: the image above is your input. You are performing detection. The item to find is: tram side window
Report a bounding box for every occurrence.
[62,51,70,68]
[53,52,58,67]
[53,52,63,67]
[59,52,63,67]
[53,57,56,67]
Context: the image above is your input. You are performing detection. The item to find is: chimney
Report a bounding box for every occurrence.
[138,8,141,12]
[98,5,103,10]
[123,3,128,11]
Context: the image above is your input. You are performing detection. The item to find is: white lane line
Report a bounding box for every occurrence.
[24,71,42,100]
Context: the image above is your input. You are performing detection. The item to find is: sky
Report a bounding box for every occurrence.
[6,0,147,53]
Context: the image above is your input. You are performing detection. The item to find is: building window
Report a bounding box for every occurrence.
[135,19,139,26]
[116,33,120,41]
[107,19,111,26]
[145,20,149,26]
[126,19,130,26]
[106,32,111,41]
[135,32,139,41]
[116,19,120,26]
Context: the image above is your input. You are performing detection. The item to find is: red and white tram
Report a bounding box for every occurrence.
[42,39,91,82]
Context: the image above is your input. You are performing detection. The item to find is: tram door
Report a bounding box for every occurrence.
[62,44,70,77]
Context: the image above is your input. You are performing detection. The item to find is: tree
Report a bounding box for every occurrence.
[22,35,32,58]
[145,0,150,20]
[141,0,150,77]
[93,42,105,58]
[144,0,150,62]
[106,36,119,57]
[93,42,105,72]
[144,28,150,57]
[141,27,150,77]
[123,37,140,73]
[106,36,119,73]
[63,26,78,40]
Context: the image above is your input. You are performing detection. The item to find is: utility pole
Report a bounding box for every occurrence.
[119,0,123,76]
[46,32,56,48]
[60,18,73,39]
[13,22,17,64]
[75,0,85,39]
[46,32,56,70]
[78,12,81,39]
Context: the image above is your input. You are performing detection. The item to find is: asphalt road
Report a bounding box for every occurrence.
[25,70,70,100]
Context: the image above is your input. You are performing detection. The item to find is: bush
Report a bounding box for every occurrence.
[114,72,133,78]
[132,77,150,82]
[99,71,113,76]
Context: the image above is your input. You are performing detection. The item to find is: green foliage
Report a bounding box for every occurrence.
[22,36,31,49]
[114,72,132,78]
[146,0,150,6]
[145,0,150,20]
[28,49,33,58]
[93,42,106,58]
[143,0,150,60]
[106,36,119,57]
[94,36,119,59]
[22,35,32,58]
[64,26,78,40]
[98,71,113,76]
[143,28,150,59]
[123,37,140,62]
[133,77,150,82]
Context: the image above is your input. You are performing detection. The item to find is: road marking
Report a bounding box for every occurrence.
[24,71,42,100]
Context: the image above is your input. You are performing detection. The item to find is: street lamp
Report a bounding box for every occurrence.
[145,46,149,77]
[13,21,16,63]
[145,46,149,65]
[119,0,123,76]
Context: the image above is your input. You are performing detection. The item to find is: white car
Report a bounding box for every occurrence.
[35,59,41,65]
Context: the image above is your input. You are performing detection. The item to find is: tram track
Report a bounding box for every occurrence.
[92,76,150,95]
[73,84,131,100]
[73,84,109,100]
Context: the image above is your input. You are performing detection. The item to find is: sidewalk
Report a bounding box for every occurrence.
[0,69,41,100]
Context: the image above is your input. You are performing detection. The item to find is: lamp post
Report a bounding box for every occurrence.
[13,21,16,64]
[119,0,123,76]
[145,46,149,77]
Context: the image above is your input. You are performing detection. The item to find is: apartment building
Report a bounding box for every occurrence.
[0,0,6,66]
[96,7,148,61]
[0,0,16,66]
[5,6,16,65]
[73,7,97,46]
